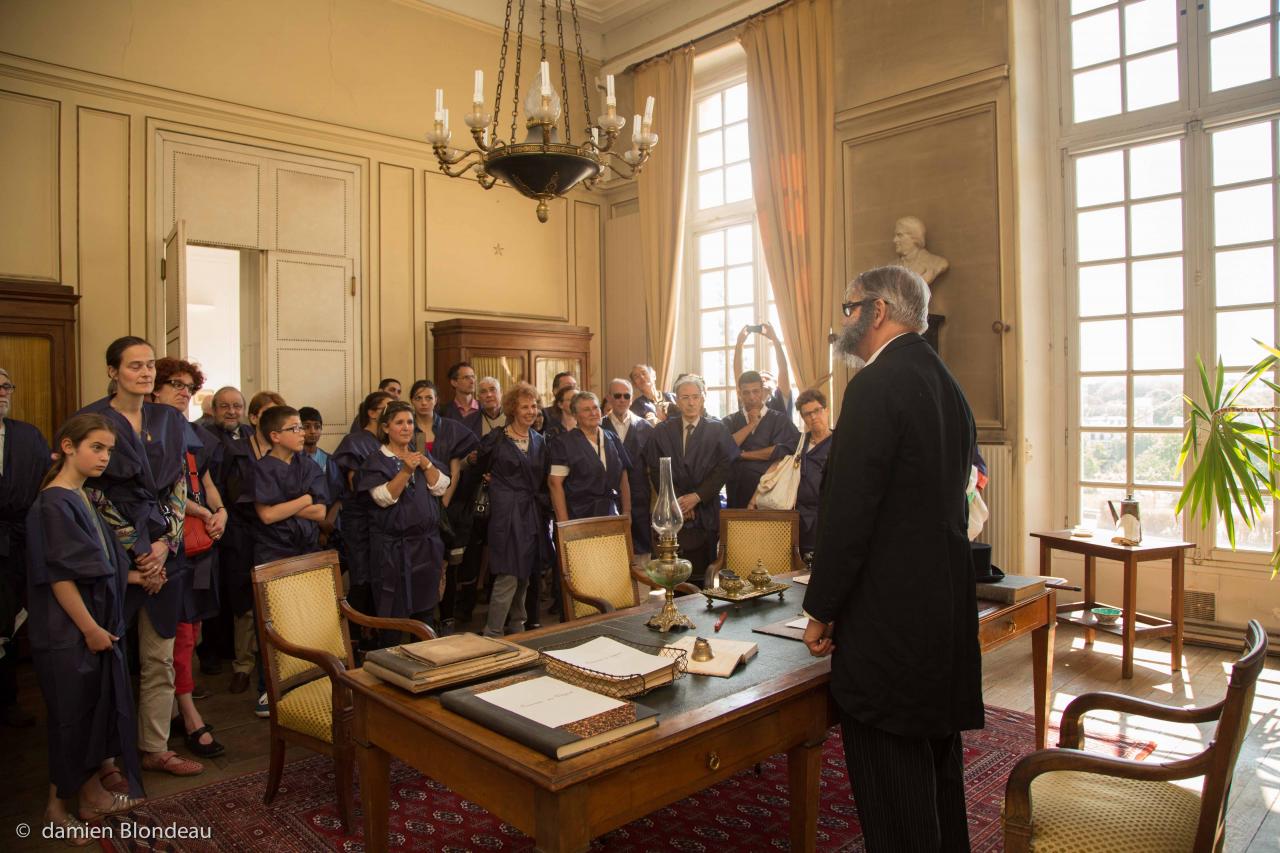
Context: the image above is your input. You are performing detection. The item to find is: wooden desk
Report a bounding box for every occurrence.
[1032,530,1192,678]
[346,586,1056,853]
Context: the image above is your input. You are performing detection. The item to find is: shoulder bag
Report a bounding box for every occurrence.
[182,451,215,556]
[752,433,806,511]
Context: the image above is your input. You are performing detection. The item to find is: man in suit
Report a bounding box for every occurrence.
[802,265,982,852]
[642,375,738,585]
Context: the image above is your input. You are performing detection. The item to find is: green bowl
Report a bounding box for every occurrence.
[1091,607,1122,626]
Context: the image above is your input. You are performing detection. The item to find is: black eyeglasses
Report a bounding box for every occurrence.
[165,379,198,393]
[612,392,631,399]
[0,383,15,393]
[841,297,887,317]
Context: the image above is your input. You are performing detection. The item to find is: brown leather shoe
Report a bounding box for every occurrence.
[228,671,250,694]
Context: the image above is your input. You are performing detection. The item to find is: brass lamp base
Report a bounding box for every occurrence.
[644,536,695,632]
[647,588,697,632]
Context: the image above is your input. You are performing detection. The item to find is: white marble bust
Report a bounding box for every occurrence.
[892,215,949,285]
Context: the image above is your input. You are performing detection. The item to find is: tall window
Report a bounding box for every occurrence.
[687,76,784,418]
[1060,0,1280,563]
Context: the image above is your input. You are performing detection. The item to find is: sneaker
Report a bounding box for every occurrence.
[254,692,270,718]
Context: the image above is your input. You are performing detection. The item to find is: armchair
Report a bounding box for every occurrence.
[555,515,698,620]
[706,509,805,589]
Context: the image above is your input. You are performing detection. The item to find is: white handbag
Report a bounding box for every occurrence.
[752,433,806,511]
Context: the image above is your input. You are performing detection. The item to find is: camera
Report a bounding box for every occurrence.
[746,324,764,334]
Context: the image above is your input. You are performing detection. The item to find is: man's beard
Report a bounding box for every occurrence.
[834,306,874,369]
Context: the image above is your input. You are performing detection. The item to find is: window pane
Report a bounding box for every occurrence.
[698,170,724,209]
[1126,49,1180,110]
[1129,139,1182,199]
[1130,198,1182,256]
[701,311,726,347]
[1132,316,1183,369]
[1214,184,1274,245]
[728,305,755,337]
[1212,122,1273,186]
[1081,431,1128,482]
[1134,432,1182,485]
[739,344,756,372]
[1079,262,1127,316]
[1218,308,1276,365]
[1132,257,1183,312]
[1217,498,1274,550]
[698,230,724,269]
[701,349,727,387]
[1130,488,1183,538]
[1081,375,1127,425]
[697,94,722,131]
[727,265,753,304]
[726,224,753,265]
[1076,150,1125,206]
[705,389,728,419]
[1072,0,1116,13]
[724,162,753,203]
[1078,206,1127,261]
[1080,319,1128,371]
[1073,9,1121,68]
[1210,24,1273,91]
[1125,0,1177,54]
[697,130,723,169]
[1080,485,1128,529]
[1211,0,1271,31]
[1074,65,1123,122]
[724,122,749,164]
[1134,374,1183,427]
[700,271,724,308]
[723,83,748,123]
[1215,246,1275,305]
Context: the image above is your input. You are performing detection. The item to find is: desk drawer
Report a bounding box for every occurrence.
[980,600,1044,650]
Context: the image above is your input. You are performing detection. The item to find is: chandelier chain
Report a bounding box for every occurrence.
[540,0,547,62]
[556,0,571,142]
[493,0,514,142]
[511,0,527,142]
[570,0,592,138]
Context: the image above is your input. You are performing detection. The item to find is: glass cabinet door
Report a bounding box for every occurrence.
[468,352,526,393]
[533,355,583,407]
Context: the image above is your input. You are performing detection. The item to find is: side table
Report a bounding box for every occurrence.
[1031,530,1193,679]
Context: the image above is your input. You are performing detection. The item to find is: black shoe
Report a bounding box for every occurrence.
[199,656,224,675]
[0,704,35,728]
[184,724,226,758]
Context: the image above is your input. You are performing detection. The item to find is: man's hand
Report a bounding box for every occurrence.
[746,408,763,427]
[802,619,834,657]
[676,493,700,518]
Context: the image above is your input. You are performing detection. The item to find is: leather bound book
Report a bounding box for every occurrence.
[976,575,1047,603]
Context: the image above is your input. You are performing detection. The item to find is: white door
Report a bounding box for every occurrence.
[162,219,188,358]
[264,251,357,450]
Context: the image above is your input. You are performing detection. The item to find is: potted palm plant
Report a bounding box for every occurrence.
[1177,341,1280,575]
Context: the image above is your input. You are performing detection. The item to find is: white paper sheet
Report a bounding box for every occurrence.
[543,636,673,678]
[786,617,810,630]
[792,574,811,584]
[476,676,624,729]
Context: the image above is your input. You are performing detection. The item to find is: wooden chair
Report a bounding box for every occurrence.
[555,515,699,620]
[1003,620,1268,852]
[251,550,435,828]
[705,509,805,589]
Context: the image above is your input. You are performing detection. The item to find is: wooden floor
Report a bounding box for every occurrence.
[2,621,1278,851]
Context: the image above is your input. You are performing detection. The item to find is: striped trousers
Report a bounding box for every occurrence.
[840,713,972,852]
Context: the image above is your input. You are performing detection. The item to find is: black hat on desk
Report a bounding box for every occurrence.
[970,542,1005,584]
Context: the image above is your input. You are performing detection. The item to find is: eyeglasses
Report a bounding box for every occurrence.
[0,383,15,393]
[800,406,826,419]
[842,296,888,317]
[612,392,631,399]
[276,425,305,434]
[165,379,198,393]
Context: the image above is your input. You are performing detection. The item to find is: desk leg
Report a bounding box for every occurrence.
[534,786,590,853]
[1121,557,1137,679]
[788,737,824,853]
[1083,554,1097,644]
[1170,551,1185,672]
[1032,613,1056,749]
[356,740,391,853]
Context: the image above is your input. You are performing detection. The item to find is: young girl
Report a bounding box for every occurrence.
[332,391,393,620]
[356,401,450,631]
[28,414,144,838]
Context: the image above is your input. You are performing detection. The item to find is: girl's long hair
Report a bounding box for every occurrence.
[41,413,116,488]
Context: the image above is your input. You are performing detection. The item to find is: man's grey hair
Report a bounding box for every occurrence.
[0,367,9,380]
[849,265,931,334]
[609,377,633,392]
[477,375,501,391]
[673,374,706,396]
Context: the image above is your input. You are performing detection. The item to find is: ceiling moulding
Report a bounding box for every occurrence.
[410,0,606,58]
[598,0,781,73]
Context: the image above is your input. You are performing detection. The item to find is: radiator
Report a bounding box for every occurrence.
[975,443,1016,571]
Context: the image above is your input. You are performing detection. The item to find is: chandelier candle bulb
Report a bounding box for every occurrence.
[606,73,616,107]
[591,127,599,147]
[473,70,483,105]
[633,114,641,143]
[540,61,551,97]
[435,88,444,119]
[643,95,655,129]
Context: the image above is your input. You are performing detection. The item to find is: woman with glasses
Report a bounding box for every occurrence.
[628,364,676,423]
[152,358,227,758]
[754,389,833,566]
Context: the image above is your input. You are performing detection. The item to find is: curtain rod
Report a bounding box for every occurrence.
[626,0,794,73]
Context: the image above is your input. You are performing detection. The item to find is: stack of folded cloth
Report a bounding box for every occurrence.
[363,633,539,693]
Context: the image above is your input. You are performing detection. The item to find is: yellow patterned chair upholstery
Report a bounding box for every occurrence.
[706,509,804,589]
[555,515,699,620]
[252,551,435,828]
[1003,620,1267,852]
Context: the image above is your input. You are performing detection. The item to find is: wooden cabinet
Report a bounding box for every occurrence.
[432,319,592,406]
[0,280,79,440]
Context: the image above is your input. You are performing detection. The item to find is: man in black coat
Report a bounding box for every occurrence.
[802,265,982,852]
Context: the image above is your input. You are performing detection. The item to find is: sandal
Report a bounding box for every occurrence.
[184,724,226,758]
[98,767,130,794]
[77,792,144,821]
[141,750,204,777]
[43,813,95,847]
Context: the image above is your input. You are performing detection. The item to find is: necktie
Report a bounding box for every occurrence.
[684,422,694,454]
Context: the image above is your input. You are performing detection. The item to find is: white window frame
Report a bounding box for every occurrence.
[1054,0,1280,572]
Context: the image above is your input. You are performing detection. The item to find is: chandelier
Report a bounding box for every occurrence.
[425,0,659,223]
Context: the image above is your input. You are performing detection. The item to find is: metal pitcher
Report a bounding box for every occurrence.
[1107,494,1142,544]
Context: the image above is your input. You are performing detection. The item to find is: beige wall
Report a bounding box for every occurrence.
[0,0,604,405]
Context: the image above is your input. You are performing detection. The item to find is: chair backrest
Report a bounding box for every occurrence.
[252,550,354,697]
[1195,619,1268,849]
[556,515,638,619]
[719,509,802,576]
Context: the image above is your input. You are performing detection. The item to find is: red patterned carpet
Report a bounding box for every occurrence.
[97,706,1154,852]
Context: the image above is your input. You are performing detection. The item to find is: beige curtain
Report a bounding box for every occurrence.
[634,47,694,389]
[740,0,836,392]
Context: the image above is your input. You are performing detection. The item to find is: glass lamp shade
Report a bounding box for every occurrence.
[651,456,684,541]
